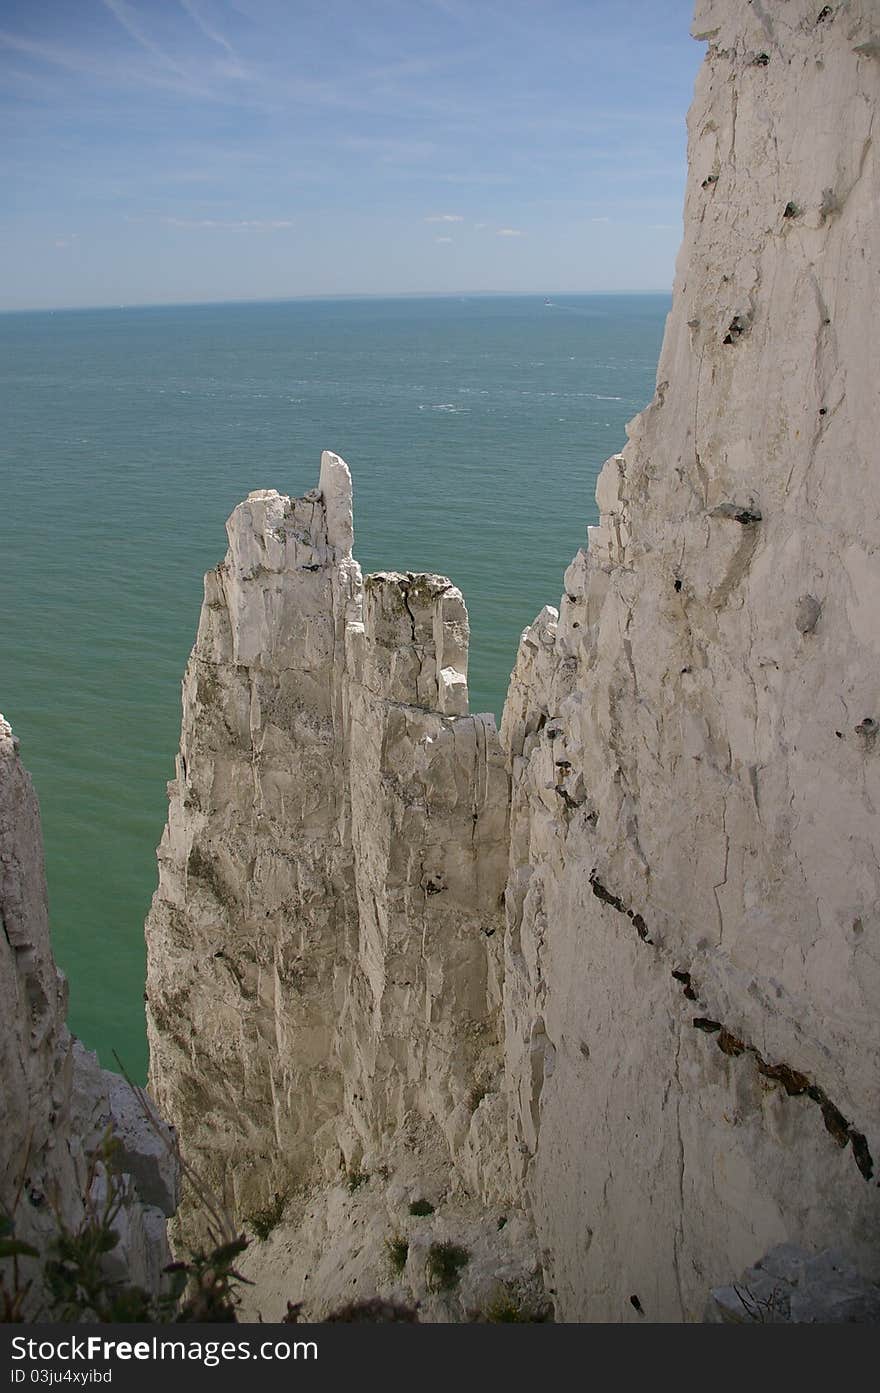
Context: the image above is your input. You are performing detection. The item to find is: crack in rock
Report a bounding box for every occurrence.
[588,872,652,943]
[587,876,874,1184]
[686,1011,874,1182]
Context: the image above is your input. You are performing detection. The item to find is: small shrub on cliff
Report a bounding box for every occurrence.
[324,1298,419,1322]
[33,1132,156,1322]
[408,1198,434,1217]
[161,1237,251,1323]
[1,1127,251,1324]
[0,1213,38,1322]
[483,1292,527,1322]
[425,1241,469,1292]
[346,1168,369,1194]
[283,1297,419,1323]
[246,1192,288,1241]
[481,1282,553,1323]
[0,1208,251,1324]
[384,1234,409,1276]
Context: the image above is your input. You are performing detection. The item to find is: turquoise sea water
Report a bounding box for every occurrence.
[0,293,668,1081]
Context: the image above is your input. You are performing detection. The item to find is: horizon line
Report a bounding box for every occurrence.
[0,287,673,317]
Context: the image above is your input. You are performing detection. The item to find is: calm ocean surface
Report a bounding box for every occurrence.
[0,293,668,1080]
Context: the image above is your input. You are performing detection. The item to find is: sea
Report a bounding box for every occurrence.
[0,292,669,1081]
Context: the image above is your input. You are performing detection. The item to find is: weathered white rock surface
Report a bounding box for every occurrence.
[236,1121,547,1323]
[0,717,175,1314]
[145,454,528,1306]
[147,0,880,1322]
[145,473,359,1226]
[707,1244,880,1323]
[502,0,880,1320]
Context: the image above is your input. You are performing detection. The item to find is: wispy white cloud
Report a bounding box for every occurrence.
[179,0,233,58]
[1,0,696,308]
[0,28,106,78]
[0,62,59,95]
[179,0,253,79]
[213,57,253,80]
[161,216,293,229]
[364,52,475,84]
[342,136,438,164]
[101,0,188,77]
[438,171,513,186]
[0,24,212,99]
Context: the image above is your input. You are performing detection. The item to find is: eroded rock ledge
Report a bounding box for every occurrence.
[146,0,879,1322]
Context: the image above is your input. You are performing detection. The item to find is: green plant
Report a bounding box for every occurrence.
[160,1237,251,1323]
[324,1299,419,1322]
[246,1192,287,1242]
[1,1206,252,1324]
[1,1095,252,1325]
[0,1212,38,1322]
[408,1198,434,1217]
[384,1235,409,1275]
[36,1131,154,1322]
[346,1168,369,1194]
[425,1241,469,1292]
[482,1283,552,1323]
[484,1294,526,1322]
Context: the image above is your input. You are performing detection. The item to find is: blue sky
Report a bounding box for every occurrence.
[0,0,703,310]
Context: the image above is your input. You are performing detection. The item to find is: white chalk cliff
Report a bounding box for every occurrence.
[0,718,176,1316]
[145,0,880,1321]
[144,461,537,1320]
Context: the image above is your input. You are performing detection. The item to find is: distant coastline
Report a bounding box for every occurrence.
[0,288,675,317]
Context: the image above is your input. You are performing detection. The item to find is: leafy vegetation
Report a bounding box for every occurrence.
[482,1282,552,1323]
[246,1192,288,1242]
[408,1198,435,1217]
[1,1125,251,1324]
[425,1241,469,1292]
[384,1235,409,1275]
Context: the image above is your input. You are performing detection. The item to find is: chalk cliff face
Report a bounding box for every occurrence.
[145,473,359,1218]
[0,718,176,1314]
[146,0,880,1321]
[145,458,533,1318]
[502,0,880,1319]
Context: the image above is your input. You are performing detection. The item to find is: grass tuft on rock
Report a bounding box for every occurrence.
[482,1283,552,1323]
[384,1235,409,1275]
[246,1192,287,1242]
[345,1168,368,1194]
[408,1198,435,1217]
[425,1240,469,1291]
